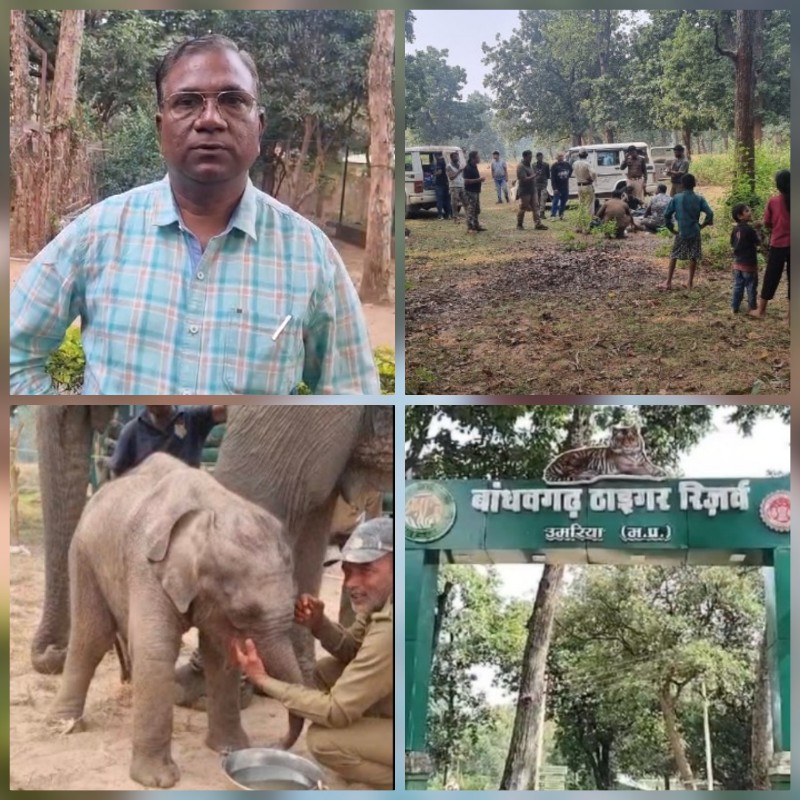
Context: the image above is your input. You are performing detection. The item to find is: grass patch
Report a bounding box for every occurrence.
[405,191,789,395]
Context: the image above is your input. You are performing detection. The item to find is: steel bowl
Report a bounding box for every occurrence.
[221,747,326,791]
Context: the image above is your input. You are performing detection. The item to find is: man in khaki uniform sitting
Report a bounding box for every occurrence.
[234,517,394,789]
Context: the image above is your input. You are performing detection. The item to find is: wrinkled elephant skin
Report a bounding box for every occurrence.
[49,454,304,789]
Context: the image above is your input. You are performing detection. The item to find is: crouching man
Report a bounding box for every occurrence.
[233,517,394,789]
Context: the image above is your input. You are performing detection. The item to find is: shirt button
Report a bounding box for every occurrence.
[196,271,204,280]
[189,324,199,334]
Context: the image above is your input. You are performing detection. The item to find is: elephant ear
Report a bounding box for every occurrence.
[140,468,216,614]
[146,509,214,614]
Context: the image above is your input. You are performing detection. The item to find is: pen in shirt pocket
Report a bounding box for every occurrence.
[272,314,293,341]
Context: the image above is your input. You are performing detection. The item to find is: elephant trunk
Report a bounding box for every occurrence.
[257,636,306,750]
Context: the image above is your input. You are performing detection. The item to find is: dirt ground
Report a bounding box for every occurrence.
[9,485,359,791]
[405,184,790,395]
[10,237,395,353]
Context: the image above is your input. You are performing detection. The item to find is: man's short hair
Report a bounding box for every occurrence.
[731,202,750,222]
[156,34,260,105]
[522,149,532,159]
[450,151,459,159]
[612,189,624,199]
[578,150,587,158]
[535,151,543,157]
[656,183,667,193]
[673,144,685,152]
[681,173,696,190]
[492,150,500,155]
[627,145,637,152]
[468,150,479,162]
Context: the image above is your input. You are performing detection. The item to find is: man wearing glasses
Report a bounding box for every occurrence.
[10,35,379,395]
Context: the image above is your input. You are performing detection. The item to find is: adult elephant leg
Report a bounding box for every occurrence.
[32,407,97,674]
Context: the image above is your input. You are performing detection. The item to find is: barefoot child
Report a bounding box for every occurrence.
[750,169,790,319]
[659,173,714,290]
[730,203,760,313]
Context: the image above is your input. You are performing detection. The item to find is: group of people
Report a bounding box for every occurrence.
[109,405,394,789]
[434,148,575,232]
[434,141,789,318]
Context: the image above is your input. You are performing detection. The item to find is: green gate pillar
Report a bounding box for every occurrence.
[766,547,790,789]
[405,548,439,789]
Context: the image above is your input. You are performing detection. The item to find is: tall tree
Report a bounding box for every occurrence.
[45,10,86,241]
[500,407,590,789]
[714,10,759,195]
[405,47,486,143]
[360,10,394,304]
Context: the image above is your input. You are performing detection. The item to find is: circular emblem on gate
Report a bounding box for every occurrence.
[760,491,790,533]
[405,482,457,543]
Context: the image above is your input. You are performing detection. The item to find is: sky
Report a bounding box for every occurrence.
[425,406,791,703]
[408,9,650,100]
[407,10,521,98]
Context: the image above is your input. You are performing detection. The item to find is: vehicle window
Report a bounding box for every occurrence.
[405,153,413,172]
[597,150,620,167]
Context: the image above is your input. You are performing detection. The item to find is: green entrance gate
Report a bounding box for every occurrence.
[405,476,790,789]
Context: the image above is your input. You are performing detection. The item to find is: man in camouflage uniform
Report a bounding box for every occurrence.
[234,518,394,789]
[462,150,486,232]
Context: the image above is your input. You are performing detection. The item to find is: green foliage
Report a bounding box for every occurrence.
[557,230,588,252]
[94,106,165,198]
[428,566,529,785]
[373,345,395,394]
[548,566,765,788]
[45,327,85,393]
[406,47,489,143]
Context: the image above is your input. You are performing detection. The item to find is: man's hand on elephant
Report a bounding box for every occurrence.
[231,638,269,684]
[294,593,325,633]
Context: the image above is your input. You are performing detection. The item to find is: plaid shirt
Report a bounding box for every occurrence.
[10,177,379,395]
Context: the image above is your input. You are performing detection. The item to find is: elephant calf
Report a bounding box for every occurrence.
[49,453,305,788]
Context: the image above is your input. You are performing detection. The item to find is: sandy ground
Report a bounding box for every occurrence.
[9,497,358,791]
[9,237,395,352]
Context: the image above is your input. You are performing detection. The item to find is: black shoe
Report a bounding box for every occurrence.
[475,225,488,231]
[535,223,549,230]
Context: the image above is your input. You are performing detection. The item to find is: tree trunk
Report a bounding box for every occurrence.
[359,10,394,304]
[500,406,588,790]
[500,564,566,789]
[682,126,692,159]
[45,10,85,242]
[732,10,757,195]
[660,683,697,789]
[10,11,31,125]
[750,627,772,789]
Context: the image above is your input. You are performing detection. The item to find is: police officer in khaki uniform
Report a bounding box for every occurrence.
[233,517,394,789]
[572,150,596,233]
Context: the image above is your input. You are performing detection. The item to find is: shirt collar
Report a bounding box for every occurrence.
[151,175,259,242]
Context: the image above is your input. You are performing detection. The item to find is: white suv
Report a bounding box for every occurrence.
[558,142,658,198]
[404,146,466,217]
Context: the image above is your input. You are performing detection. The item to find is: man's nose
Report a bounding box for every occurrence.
[194,97,227,128]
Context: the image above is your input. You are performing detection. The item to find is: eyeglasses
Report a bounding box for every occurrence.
[161,90,258,121]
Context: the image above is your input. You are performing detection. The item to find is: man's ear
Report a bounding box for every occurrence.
[155,111,163,137]
[258,108,266,137]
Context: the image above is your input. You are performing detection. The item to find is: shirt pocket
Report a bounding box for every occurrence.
[223,307,302,394]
